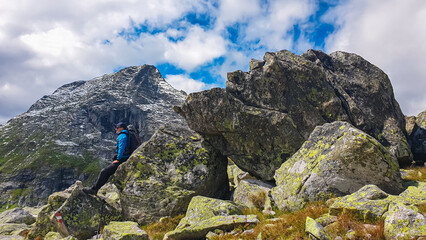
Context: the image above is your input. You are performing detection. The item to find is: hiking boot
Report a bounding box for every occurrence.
[82,187,97,195]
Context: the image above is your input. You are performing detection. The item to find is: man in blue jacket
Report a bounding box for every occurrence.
[83,122,130,195]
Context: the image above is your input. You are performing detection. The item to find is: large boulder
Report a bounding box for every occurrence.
[406,110,426,163]
[176,49,411,181]
[28,181,122,240]
[271,121,403,211]
[113,120,229,225]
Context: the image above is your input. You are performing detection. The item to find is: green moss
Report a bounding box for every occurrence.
[10,187,33,201]
[0,203,19,213]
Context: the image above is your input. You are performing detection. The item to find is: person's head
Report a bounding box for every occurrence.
[114,122,127,133]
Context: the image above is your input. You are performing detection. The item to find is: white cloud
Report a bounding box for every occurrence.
[165,74,208,94]
[0,0,206,123]
[325,0,426,116]
[164,26,227,71]
[216,0,261,29]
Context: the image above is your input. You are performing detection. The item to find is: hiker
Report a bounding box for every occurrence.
[83,122,136,195]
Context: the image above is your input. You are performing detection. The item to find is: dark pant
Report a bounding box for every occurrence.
[92,158,127,191]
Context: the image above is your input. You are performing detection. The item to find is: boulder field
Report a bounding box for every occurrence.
[1,49,424,240]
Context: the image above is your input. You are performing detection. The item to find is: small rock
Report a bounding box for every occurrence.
[305,217,331,240]
[346,230,355,240]
[102,221,149,240]
[0,208,36,225]
[205,231,218,240]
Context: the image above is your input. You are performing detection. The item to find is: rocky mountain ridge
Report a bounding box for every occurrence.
[0,65,186,207]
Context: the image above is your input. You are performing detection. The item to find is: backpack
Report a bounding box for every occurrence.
[124,129,141,156]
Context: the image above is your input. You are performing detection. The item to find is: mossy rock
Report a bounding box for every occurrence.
[113,121,229,225]
[53,182,122,240]
[232,179,273,211]
[177,50,411,182]
[305,217,331,240]
[176,196,243,230]
[384,202,426,239]
[165,215,259,240]
[329,185,393,222]
[44,232,63,240]
[0,223,30,235]
[28,182,85,240]
[0,208,35,225]
[272,122,403,212]
[0,235,24,240]
[102,221,148,240]
[398,182,426,205]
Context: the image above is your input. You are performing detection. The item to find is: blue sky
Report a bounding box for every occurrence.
[0,0,425,123]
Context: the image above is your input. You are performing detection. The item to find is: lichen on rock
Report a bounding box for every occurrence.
[102,221,148,240]
[271,121,403,212]
[113,120,229,225]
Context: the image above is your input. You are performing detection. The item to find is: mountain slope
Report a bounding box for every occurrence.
[0,65,186,207]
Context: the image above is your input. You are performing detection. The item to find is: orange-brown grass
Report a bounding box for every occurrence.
[403,166,426,181]
[141,214,184,240]
[417,202,426,215]
[211,201,329,240]
[249,190,267,210]
[326,211,385,240]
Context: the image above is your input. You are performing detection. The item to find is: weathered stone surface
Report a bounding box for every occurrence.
[0,235,24,240]
[271,122,403,211]
[44,232,63,240]
[0,208,35,225]
[232,179,274,211]
[53,182,122,240]
[315,214,337,227]
[384,202,426,239]
[176,49,411,181]
[113,121,229,225]
[102,221,148,240]
[227,161,255,189]
[407,110,426,163]
[329,185,393,222]
[176,196,243,230]
[28,181,122,240]
[0,65,186,207]
[305,217,331,240]
[97,183,122,213]
[28,182,81,240]
[0,223,30,235]
[302,50,411,165]
[164,215,259,240]
[398,181,426,205]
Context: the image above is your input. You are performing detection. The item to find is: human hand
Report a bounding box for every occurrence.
[112,160,120,164]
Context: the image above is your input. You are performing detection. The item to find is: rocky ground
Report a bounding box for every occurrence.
[0,49,425,240]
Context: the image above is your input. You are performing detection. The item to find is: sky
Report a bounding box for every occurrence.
[0,0,425,124]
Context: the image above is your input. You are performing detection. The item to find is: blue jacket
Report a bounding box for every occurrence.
[116,130,130,160]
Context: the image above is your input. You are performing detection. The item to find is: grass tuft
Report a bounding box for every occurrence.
[141,214,184,240]
[402,166,426,181]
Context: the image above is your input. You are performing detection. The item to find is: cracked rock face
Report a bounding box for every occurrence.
[0,65,186,207]
[271,121,403,212]
[176,49,411,181]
